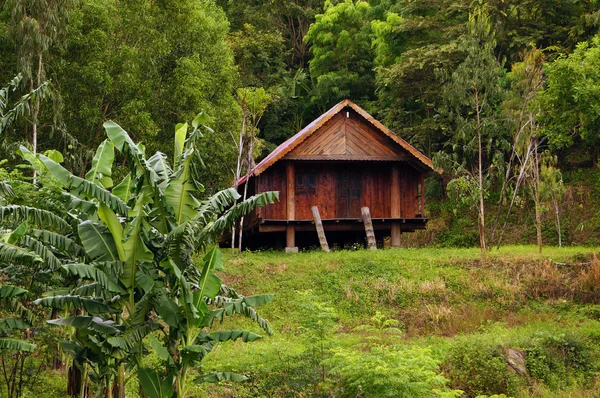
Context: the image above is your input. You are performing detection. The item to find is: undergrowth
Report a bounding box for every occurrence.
[201,246,600,397]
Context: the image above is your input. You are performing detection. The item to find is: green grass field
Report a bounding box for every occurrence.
[199,246,600,397]
[18,246,600,397]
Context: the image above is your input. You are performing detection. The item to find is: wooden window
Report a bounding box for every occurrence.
[295,172,317,195]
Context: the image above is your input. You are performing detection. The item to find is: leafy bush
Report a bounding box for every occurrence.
[324,344,462,398]
[525,332,597,390]
[436,217,479,248]
[444,338,518,397]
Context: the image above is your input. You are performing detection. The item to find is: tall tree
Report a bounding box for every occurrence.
[493,49,546,249]
[54,0,240,190]
[6,0,72,181]
[435,9,507,252]
[305,0,376,111]
[233,87,272,252]
[537,35,600,150]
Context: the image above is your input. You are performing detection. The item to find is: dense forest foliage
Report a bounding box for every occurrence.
[3,0,600,250]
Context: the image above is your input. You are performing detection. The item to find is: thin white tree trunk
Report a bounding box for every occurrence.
[32,53,43,185]
[238,135,254,253]
[553,200,562,247]
[496,138,535,249]
[231,115,246,254]
[475,86,486,252]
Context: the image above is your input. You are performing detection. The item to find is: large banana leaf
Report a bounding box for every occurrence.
[148,335,174,365]
[0,241,43,266]
[78,220,120,262]
[194,372,248,384]
[0,285,28,299]
[180,342,214,365]
[98,203,125,260]
[165,153,200,225]
[147,152,171,186]
[153,292,183,329]
[0,318,31,330]
[48,316,121,335]
[120,192,153,289]
[62,263,125,294]
[34,295,117,315]
[192,188,240,226]
[112,173,132,203]
[3,221,28,243]
[31,229,86,258]
[0,205,69,232]
[138,368,174,398]
[26,149,128,215]
[70,176,128,215]
[174,122,187,164]
[107,324,158,351]
[0,181,14,198]
[65,193,97,215]
[169,191,278,253]
[208,192,279,237]
[197,330,262,343]
[197,247,223,302]
[0,338,36,352]
[19,235,63,271]
[85,140,115,188]
[104,121,155,183]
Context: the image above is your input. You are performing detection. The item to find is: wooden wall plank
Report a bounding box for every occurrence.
[391,164,401,247]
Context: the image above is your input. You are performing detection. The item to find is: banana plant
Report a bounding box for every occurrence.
[0,284,37,398]
[20,113,278,397]
[138,246,274,398]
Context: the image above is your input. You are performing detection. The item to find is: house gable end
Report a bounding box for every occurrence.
[284,108,410,160]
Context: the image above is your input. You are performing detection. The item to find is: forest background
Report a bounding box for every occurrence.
[3,0,600,249]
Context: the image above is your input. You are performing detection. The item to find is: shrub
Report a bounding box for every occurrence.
[444,338,517,397]
[324,344,462,398]
[525,331,597,390]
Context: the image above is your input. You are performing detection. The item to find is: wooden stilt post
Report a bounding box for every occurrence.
[285,162,298,253]
[311,206,330,252]
[361,207,377,250]
[391,165,402,248]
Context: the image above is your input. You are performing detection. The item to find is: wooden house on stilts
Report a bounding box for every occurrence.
[235,99,437,251]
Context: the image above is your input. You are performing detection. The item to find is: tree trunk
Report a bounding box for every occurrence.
[554,200,562,247]
[32,53,43,185]
[535,196,542,253]
[67,363,85,397]
[533,140,542,253]
[475,87,486,252]
[111,363,125,398]
[238,120,255,253]
[231,113,246,255]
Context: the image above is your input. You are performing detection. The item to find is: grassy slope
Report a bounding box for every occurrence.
[202,246,600,397]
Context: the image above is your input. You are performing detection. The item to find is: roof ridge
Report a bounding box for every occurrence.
[238,99,435,185]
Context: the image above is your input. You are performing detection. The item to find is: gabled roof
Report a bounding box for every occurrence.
[239,99,435,184]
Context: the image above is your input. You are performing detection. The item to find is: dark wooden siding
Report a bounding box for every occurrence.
[257,163,287,220]
[253,161,421,221]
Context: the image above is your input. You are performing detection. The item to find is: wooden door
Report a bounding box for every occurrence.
[336,170,361,218]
